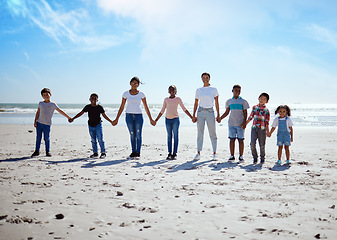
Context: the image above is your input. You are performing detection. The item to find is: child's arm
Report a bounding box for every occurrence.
[192,99,198,123]
[265,124,270,136]
[154,112,163,123]
[112,98,126,126]
[102,112,113,125]
[289,126,293,142]
[219,107,230,122]
[142,98,156,126]
[268,127,276,137]
[184,109,193,119]
[56,108,71,121]
[34,108,40,127]
[70,111,85,123]
[241,109,247,129]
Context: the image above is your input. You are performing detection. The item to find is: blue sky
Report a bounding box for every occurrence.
[1,0,337,105]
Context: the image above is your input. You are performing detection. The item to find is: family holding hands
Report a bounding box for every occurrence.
[31,73,293,166]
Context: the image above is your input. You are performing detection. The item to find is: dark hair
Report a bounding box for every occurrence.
[233,84,241,90]
[259,92,269,101]
[201,72,210,78]
[90,93,98,99]
[130,76,142,84]
[41,88,51,96]
[275,105,291,116]
[168,85,177,94]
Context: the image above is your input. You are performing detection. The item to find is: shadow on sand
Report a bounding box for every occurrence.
[167,159,213,173]
[81,159,129,168]
[269,164,291,171]
[239,163,263,172]
[46,158,89,165]
[209,161,240,171]
[133,159,169,168]
[0,156,31,163]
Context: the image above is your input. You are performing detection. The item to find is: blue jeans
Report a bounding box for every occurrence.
[88,123,105,153]
[165,117,180,154]
[126,113,143,154]
[35,122,51,152]
[228,126,245,140]
[197,107,217,152]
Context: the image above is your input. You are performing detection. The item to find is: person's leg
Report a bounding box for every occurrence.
[134,114,144,154]
[238,139,244,156]
[285,145,290,160]
[228,126,236,156]
[89,125,98,153]
[258,128,267,161]
[42,124,51,153]
[278,146,283,160]
[250,128,258,160]
[197,110,206,153]
[165,118,173,154]
[126,114,136,153]
[205,110,217,154]
[230,139,235,156]
[35,122,43,152]
[96,123,106,153]
[172,118,180,154]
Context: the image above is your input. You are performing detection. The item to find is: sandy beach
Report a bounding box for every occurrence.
[0,124,337,240]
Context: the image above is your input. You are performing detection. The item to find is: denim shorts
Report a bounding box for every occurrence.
[228,126,245,140]
[277,132,291,146]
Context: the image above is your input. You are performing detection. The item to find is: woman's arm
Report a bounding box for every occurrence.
[214,96,220,120]
[142,97,156,126]
[112,98,126,126]
[192,98,199,123]
[102,112,113,124]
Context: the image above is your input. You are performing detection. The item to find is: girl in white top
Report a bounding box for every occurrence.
[192,72,220,161]
[154,85,193,160]
[112,77,155,159]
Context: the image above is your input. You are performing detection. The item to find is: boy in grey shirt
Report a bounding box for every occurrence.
[31,88,71,157]
[218,85,249,162]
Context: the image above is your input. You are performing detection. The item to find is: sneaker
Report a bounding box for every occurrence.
[238,156,244,163]
[193,153,200,160]
[253,158,258,164]
[166,154,172,160]
[260,159,265,164]
[212,154,218,161]
[228,156,235,162]
[127,152,137,159]
[275,160,282,165]
[285,160,290,165]
[135,153,140,160]
[31,151,39,157]
[171,153,177,160]
[46,152,52,157]
[100,153,106,159]
[90,153,99,158]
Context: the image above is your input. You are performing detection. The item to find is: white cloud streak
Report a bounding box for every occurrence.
[304,24,337,49]
[5,0,122,51]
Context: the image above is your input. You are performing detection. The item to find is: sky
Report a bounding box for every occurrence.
[1,0,337,105]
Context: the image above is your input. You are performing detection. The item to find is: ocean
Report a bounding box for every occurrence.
[0,103,337,127]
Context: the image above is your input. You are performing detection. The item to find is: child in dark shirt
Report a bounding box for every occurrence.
[70,93,113,158]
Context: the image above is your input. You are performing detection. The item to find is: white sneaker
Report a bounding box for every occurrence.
[212,154,218,161]
[193,153,200,160]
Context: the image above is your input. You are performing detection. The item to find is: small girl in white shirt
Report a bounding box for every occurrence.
[268,105,293,165]
[154,85,193,160]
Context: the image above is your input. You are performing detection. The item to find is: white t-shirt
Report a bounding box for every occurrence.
[122,91,146,114]
[195,86,219,108]
[271,117,293,132]
[37,101,58,126]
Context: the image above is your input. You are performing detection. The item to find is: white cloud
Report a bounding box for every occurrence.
[304,24,337,49]
[5,0,123,51]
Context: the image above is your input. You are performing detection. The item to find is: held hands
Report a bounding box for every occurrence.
[192,116,197,123]
[241,122,246,129]
[216,116,221,123]
[68,118,74,123]
[112,119,118,126]
[267,132,271,137]
[150,119,156,126]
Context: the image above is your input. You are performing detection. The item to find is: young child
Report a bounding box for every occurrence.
[268,105,293,165]
[31,88,71,157]
[246,93,270,164]
[154,85,193,160]
[218,85,249,163]
[69,93,113,158]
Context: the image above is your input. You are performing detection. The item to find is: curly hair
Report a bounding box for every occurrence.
[275,105,291,116]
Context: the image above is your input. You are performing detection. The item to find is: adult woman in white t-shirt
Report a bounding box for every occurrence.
[192,72,220,161]
[112,77,155,159]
